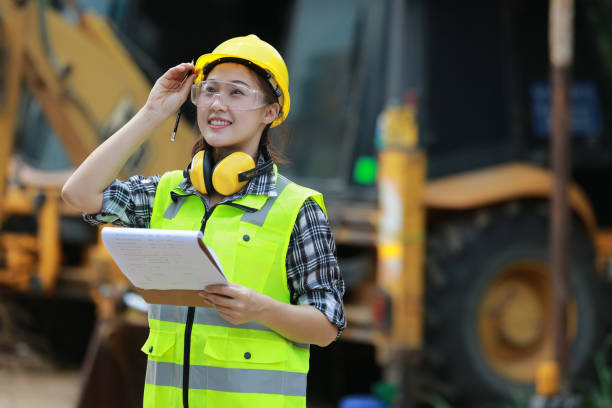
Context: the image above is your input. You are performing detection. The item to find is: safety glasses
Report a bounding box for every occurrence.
[191,80,268,111]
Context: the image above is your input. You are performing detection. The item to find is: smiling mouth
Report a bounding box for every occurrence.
[209,119,232,127]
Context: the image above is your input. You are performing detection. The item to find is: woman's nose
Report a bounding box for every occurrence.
[209,93,227,110]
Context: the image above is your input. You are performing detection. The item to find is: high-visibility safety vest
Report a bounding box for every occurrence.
[143,169,325,408]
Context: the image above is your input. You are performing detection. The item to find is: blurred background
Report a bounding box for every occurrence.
[1,0,612,407]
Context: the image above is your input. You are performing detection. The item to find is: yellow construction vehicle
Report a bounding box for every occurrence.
[278,0,612,406]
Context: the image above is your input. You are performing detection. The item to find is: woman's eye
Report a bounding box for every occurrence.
[204,86,217,93]
[230,88,246,96]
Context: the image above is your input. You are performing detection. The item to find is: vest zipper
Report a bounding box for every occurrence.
[182,307,195,408]
[221,201,257,213]
[184,205,214,408]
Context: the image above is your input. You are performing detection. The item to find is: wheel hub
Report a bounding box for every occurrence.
[494,281,544,348]
[477,260,577,383]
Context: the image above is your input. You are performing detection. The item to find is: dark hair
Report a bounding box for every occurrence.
[190,61,287,163]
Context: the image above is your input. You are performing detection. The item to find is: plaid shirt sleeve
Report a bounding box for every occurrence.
[286,197,346,340]
[82,174,161,228]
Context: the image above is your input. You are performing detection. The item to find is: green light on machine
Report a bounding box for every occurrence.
[353,156,378,185]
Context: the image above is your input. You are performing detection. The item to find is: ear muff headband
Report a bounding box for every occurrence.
[186,150,271,196]
[238,159,273,182]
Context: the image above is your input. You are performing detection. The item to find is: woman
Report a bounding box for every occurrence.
[62,35,345,408]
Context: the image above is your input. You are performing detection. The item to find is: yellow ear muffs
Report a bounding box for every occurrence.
[187,150,256,196]
[211,152,256,196]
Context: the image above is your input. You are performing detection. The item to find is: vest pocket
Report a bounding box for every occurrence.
[233,238,279,290]
[203,336,288,367]
[141,330,176,360]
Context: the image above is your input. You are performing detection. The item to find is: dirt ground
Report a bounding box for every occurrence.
[0,365,80,408]
[0,359,333,408]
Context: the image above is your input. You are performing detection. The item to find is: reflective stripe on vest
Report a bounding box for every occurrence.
[145,360,307,396]
[240,175,290,226]
[148,305,310,350]
[144,168,324,407]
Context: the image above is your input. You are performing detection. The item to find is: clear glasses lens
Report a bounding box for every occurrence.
[190,80,266,110]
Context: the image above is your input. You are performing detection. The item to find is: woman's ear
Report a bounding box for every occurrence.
[263,103,280,125]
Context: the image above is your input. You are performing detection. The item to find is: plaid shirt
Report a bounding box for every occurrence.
[84,154,346,338]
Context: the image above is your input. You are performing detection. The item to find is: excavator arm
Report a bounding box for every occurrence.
[0,0,198,195]
[0,0,199,293]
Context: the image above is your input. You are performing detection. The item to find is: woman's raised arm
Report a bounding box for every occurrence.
[61,63,195,213]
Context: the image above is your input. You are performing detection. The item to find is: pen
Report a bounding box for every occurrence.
[171,67,193,142]
[170,110,182,142]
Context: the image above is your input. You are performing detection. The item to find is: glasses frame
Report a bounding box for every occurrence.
[190,79,268,111]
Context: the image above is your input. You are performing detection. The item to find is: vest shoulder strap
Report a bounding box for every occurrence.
[151,170,185,227]
[159,170,185,192]
[280,174,327,216]
[237,174,326,233]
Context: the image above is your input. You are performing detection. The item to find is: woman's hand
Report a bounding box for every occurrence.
[200,282,338,346]
[144,62,195,122]
[199,283,266,325]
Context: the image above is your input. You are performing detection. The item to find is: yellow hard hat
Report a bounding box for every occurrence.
[194,35,290,128]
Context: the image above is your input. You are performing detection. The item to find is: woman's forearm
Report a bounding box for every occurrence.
[61,106,163,213]
[61,62,196,214]
[257,295,338,347]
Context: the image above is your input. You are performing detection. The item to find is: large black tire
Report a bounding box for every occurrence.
[423,202,610,407]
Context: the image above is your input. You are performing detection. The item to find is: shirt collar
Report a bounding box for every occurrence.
[177,150,278,202]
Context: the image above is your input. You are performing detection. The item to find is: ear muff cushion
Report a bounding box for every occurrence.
[211,152,255,196]
[203,150,215,195]
[188,151,207,194]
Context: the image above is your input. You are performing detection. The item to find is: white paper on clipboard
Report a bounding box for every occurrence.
[101,227,226,290]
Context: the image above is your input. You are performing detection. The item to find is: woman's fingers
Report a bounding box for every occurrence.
[172,62,193,71]
[158,63,195,89]
[217,309,241,324]
[199,283,261,325]
[144,62,196,119]
[204,283,240,296]
[167,63,194,80]
[200,293,244,323]
[200,292,233,307]
[200,297,215,308]
[216,305,239,316]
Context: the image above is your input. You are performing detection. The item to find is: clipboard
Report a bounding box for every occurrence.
[101,227,227,307]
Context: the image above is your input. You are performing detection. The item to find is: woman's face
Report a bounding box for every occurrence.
[196,63,279,158]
